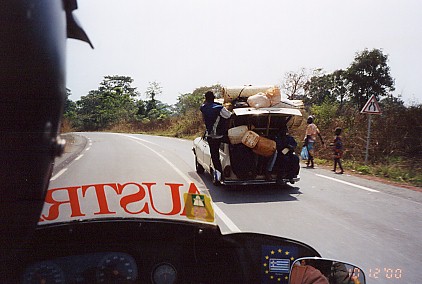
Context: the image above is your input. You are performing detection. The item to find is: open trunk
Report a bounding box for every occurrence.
[220,107,302,185]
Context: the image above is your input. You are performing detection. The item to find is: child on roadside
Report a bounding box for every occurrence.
[331,127,344,174]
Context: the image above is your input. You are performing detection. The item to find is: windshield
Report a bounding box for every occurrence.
[2,1,421,284]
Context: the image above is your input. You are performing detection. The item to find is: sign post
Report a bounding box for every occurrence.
[360,95,382,163]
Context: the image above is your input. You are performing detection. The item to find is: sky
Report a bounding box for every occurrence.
[66,0,422,106]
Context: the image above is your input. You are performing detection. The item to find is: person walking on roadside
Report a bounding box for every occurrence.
[304,115,324,168]
[200,90,232,183]
[331,127,344,174]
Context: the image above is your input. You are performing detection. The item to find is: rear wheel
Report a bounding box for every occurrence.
[195,156,204,174]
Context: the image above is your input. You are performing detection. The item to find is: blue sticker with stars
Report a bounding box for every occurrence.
[261,245,299,283]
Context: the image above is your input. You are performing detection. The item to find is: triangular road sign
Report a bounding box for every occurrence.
[361,95,382,114]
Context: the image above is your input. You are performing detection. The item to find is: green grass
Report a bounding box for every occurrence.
[372,163,422,187]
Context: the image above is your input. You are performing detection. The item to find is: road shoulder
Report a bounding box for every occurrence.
[302,162,422,203]
[52,133,87,176]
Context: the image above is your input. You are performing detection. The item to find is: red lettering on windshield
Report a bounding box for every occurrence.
[146,183,183,216]
[40,182,208,222]
[41,186,85,221]
[81,183,119,215]
[187,182,201,194]
[119,182,150,214]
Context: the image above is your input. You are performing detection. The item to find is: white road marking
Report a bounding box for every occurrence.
[121,134,242,233]
[50,168,67,181]
[86,147,91,151]
[212,206,242,233]
[315,174,380,193]
[51,135,90,181]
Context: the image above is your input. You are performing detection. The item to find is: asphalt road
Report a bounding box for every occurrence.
[49,132,421,284]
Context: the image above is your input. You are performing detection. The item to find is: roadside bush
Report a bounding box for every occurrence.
[60,118,74,133]
[169,110,204,138]
[356,165,371,175]
[310,99,339,129]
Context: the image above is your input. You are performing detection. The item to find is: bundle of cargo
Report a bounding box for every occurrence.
[252,136,277,157]
[221,85,305,130]
[230,128,276,157]
[241,130,260,148]
[222,85,274,103]
[242,130,276,157]
[265,86,282,106]
[246,92,271,108]
[222,85,281,107]
[222,85,301,110]
[228,125,249,144]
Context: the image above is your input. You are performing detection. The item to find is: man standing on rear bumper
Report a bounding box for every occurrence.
[200,91,231,182]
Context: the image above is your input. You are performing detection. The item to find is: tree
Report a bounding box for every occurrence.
[281,68,309,100]
[145,81,162,101]
[174,92,203,115]
[136,81,173,121]
[145,81,161,113]
[303,72,337,107]
[345,48,395,109]
[310,98,340,129]
[76,76,138,130]
[99,75,138,98]
[143,81,160,113]
[63,88,77,120]
[135,99,147,118]
[331,69,349,109]
[174,84,222,115]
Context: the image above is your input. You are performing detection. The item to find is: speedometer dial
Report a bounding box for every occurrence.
[152,263,177,284]
[22,261,65,284]
[96,252,138,282]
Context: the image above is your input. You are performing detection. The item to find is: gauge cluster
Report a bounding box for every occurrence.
[22,252,185,283]
[21,251,188,284]
[22,252,139,283]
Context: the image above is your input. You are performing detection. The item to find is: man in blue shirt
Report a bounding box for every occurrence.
[200,91,231,183]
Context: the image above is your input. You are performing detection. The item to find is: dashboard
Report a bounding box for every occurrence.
[19,220,320,283]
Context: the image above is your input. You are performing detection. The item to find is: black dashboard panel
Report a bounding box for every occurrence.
[20,220,319,283]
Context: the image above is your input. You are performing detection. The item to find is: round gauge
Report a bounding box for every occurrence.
[96,252,138,282]
[152,263,177,284]
[22,261,65,284]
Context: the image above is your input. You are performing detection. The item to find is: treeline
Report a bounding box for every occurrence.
[64,76,173,131]
[283,49,422,164]
[63,49,422,182]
